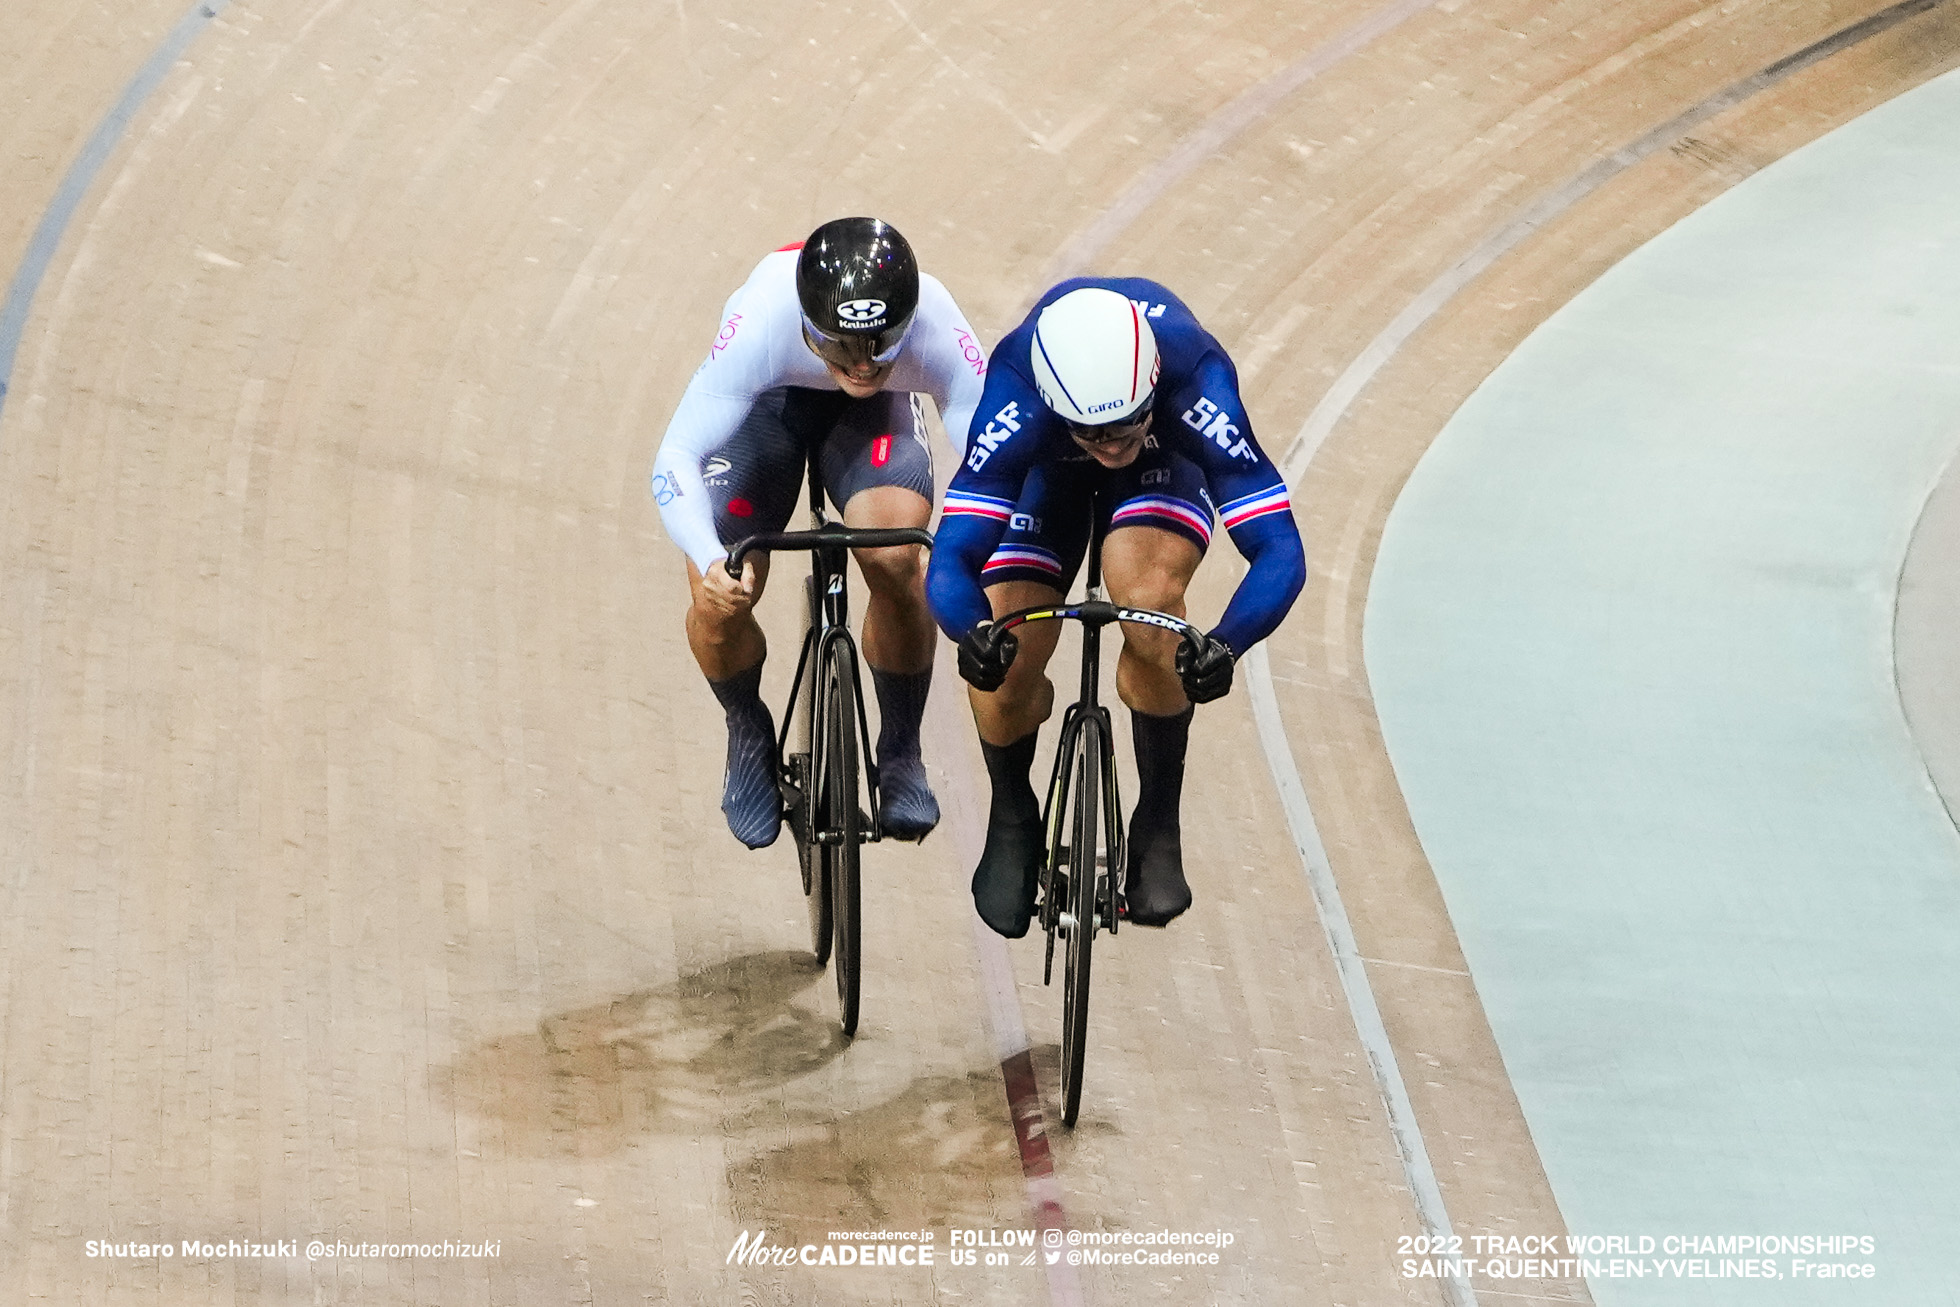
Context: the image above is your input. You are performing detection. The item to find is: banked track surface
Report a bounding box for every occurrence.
[0,1,1957,1303]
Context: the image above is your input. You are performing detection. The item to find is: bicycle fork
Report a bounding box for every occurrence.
[1040,655,1126,985]
[777,555,881,853]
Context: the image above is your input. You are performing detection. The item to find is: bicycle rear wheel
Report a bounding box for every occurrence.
[794,578,832,965]
[821,640,862,1037]
[1059,719,1102,1126]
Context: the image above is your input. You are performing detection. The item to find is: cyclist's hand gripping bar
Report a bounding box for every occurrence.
[724,526,934,578]
[956,621,1019,692]
[1174,633,1235,703]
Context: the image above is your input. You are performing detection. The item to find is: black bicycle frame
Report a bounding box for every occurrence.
[988,505,1209,940]
[1053,527,1120,942]
[723,441,933,841]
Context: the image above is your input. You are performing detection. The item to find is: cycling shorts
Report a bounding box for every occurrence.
[974,442,1213,590]
[704,387,933,545]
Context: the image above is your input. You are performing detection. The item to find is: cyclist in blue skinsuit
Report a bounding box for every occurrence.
[926,280,1306,937]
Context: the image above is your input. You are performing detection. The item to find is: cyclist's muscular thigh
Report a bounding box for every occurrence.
[1103,524,1201,715]
[685,387,805,680]
[1104,522,1200,619]
[844,484,931,598]
[831,392,935,672]
[844,484,934,673]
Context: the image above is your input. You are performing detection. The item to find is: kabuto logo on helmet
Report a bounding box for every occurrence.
[836,298,888,325]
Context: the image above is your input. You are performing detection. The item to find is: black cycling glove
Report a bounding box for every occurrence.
[1176,634,1236,704]
[957,622,1019,692]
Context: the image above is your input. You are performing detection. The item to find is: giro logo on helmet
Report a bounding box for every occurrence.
[836,298,888,323]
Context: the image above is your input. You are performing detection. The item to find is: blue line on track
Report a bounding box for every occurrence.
[0,0,231,414]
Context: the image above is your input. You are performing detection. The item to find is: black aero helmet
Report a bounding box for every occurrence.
[795,217,919,370]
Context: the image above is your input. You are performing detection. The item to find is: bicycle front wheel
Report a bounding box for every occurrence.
[821,639,863,1038]
[1060,718,1102,1126]
[796,578,831,965]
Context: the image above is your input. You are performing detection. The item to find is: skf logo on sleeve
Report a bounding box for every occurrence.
[1181,397,1257,461]
[966,401,1023,470]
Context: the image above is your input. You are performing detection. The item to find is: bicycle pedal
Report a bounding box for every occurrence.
[778,756,807,811]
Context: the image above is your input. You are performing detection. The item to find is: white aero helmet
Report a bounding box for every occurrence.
[1029,287,1160,425]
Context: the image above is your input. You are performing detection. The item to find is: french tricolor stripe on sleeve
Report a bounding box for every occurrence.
[942,490,1015,522]
[1219,484,1293,530]
[1111,495,1213,545]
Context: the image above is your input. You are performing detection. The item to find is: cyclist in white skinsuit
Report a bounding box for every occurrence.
[651,217,987,849]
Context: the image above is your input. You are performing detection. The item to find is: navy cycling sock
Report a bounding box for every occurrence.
[982,731,1042,824]
[872,666,938,839]
[973,731,1042,937]
[871,665,932,767]
[710,664,781,849]
[1131,704,1193,822]
[1126,706,1193,926]
[710,662,769,725]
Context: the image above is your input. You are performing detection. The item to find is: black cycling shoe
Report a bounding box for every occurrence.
[1122,818,1191,927]
[876,751,940,841]
[972,811,1043,938]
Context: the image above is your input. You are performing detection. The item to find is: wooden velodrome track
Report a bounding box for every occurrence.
[2,1,1956,1303]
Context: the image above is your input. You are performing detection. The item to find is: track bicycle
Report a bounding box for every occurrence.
[724,445,932,1039]
[983,519,1207,1126]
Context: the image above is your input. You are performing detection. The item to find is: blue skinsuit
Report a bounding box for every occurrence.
[925,276,1307,656]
